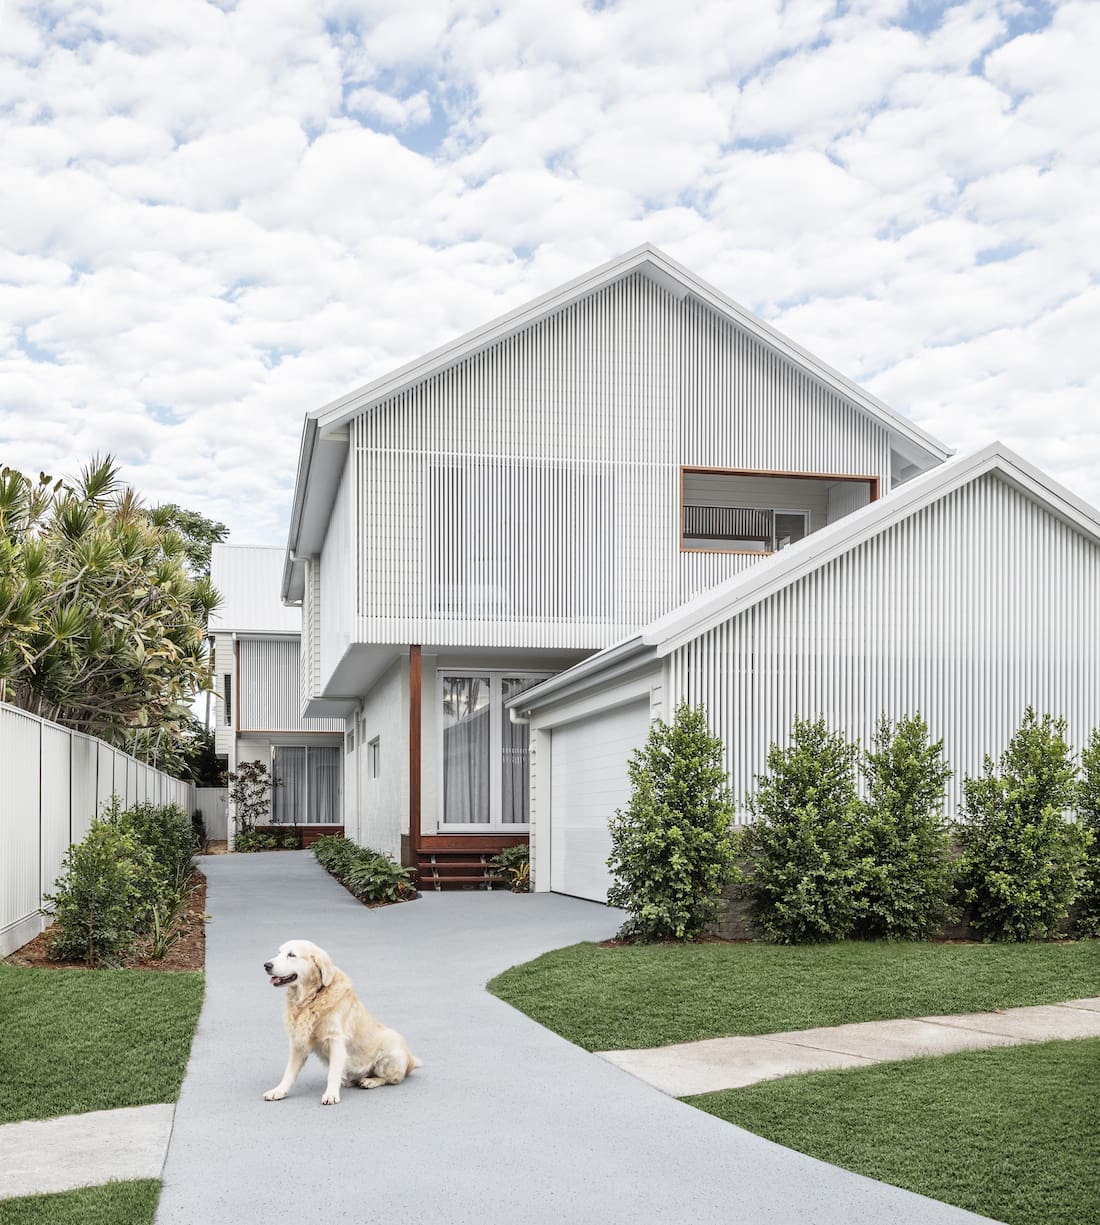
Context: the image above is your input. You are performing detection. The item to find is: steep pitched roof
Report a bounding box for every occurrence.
[508,441,1100,714]
[284,243,953,599]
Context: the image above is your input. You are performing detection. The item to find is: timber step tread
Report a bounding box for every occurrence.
[415,850,506,891]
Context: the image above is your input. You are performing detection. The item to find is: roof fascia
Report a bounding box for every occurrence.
[649,442,1100,657]
[505,636,654,714]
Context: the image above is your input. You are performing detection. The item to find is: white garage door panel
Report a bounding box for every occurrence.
[550,699,651,902]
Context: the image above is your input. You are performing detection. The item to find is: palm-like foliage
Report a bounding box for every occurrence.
[0,456,221,749]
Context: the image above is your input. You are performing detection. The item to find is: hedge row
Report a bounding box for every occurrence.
[310,835,416,905]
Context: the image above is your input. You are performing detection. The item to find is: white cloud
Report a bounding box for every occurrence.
[0,0,1097,550]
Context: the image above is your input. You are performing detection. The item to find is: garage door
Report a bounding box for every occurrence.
[549,698,651,901]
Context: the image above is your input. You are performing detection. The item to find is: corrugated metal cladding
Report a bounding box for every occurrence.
[350,272,891,650]
[209,546,301,635]
[669,473,1100,819]
[238,639,342,731]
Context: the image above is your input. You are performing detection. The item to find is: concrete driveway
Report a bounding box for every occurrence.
[156,852,995,1224]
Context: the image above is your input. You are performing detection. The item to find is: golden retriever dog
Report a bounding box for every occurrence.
[262,939,421,1106]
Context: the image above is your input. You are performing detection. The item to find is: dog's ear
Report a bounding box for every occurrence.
[313,947,336,988]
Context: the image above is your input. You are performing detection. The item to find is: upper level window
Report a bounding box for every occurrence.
[681,468,877,554]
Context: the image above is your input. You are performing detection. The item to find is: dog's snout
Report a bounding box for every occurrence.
[264,961,273,973]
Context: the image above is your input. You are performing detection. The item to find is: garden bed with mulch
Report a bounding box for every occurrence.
[5,870,208,973]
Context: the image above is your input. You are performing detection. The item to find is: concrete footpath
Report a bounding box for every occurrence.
[599,997,1100,1096]
[1,852,1092,1222]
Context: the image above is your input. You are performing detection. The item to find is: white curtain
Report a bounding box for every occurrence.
[442,676,491,823]
[272,747,306,824]
[272,746,341,824]
[308,747,341,824]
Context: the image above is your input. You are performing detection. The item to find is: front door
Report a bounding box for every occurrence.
[438,672,549,829]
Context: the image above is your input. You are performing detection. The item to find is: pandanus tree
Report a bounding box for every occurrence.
[0,455,222,753]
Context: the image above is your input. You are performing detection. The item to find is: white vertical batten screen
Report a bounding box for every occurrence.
[668,473,1100,817]
[238,640,342,732]
[349,273,891,650]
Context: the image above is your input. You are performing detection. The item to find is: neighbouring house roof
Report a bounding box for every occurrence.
[282,243,954,601]
[508,441,1100,715]
[210,544,302,636]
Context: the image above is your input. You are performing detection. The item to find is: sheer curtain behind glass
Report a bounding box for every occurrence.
[308,747,341,823]
[272,747,306,823]
[442,676,491,823]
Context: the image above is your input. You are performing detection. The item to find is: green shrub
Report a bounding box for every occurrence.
[853,714,955,939]
[310,836,415,905]
[607,703,739,941]
[234,829,279,852]
[955,709,1087,941]
[1071,729,1100,937]
[742,718,864,943]
[44,820,158,965]
[111,800,198,896]
[490,844,531,893]
[311,834,353,872]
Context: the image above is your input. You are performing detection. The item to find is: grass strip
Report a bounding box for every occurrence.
[488,938,1100,1050]
[0,964,203,1124]
[686,1038,1100,1225]
[0,1179,160,1225]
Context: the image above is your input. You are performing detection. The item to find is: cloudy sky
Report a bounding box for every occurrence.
[1,0,1095,545]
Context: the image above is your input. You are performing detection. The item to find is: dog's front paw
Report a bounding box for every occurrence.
[320,1090,340,1105]
[263,1088,288,1101]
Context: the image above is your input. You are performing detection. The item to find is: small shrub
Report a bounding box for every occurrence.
[742,718,864,943]
[112,800,198,896]
[310,836,415,905]
[234,829,279,853]
[44,820,158,965]
[227,759,280,835]
[490,844,530,893]
[853,714,955,940]
[955,708,1087,941]
[607,703,739,941]
[280,829,302,849]
[342,853,416,904]
[1072,729,1100,937]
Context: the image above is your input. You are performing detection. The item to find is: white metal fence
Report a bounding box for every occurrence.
[0,701,196,956]
[194,786,228,841]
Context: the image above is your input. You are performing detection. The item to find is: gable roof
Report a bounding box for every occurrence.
[284,243,953,599]
[508,441,1100,714]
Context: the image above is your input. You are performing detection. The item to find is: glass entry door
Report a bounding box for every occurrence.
[272,745,341,824]
[439,672,548,828]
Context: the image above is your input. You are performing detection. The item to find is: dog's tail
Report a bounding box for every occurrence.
[410,1055,424,1071]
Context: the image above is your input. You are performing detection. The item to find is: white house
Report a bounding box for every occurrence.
[209,545,343,842]
[507,442,1100,901]
[281,243,962,885]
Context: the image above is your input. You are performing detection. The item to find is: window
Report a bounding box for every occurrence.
[439,671,549,827]
[271,745,341,824]
[223,674,233,725]
[681,469,875,553]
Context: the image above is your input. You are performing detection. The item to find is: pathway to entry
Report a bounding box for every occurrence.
[156,852,999,1225]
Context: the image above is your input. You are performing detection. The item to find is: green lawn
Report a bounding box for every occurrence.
[488,938,1100,1050]
[687,1039,1100,1225]
[0,1181,161,1225]
[0,964,204,1125]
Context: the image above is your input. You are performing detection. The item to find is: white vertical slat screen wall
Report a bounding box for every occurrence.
[348,272,891,653]
[668,473,1100,818]
[238,639,342,732]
